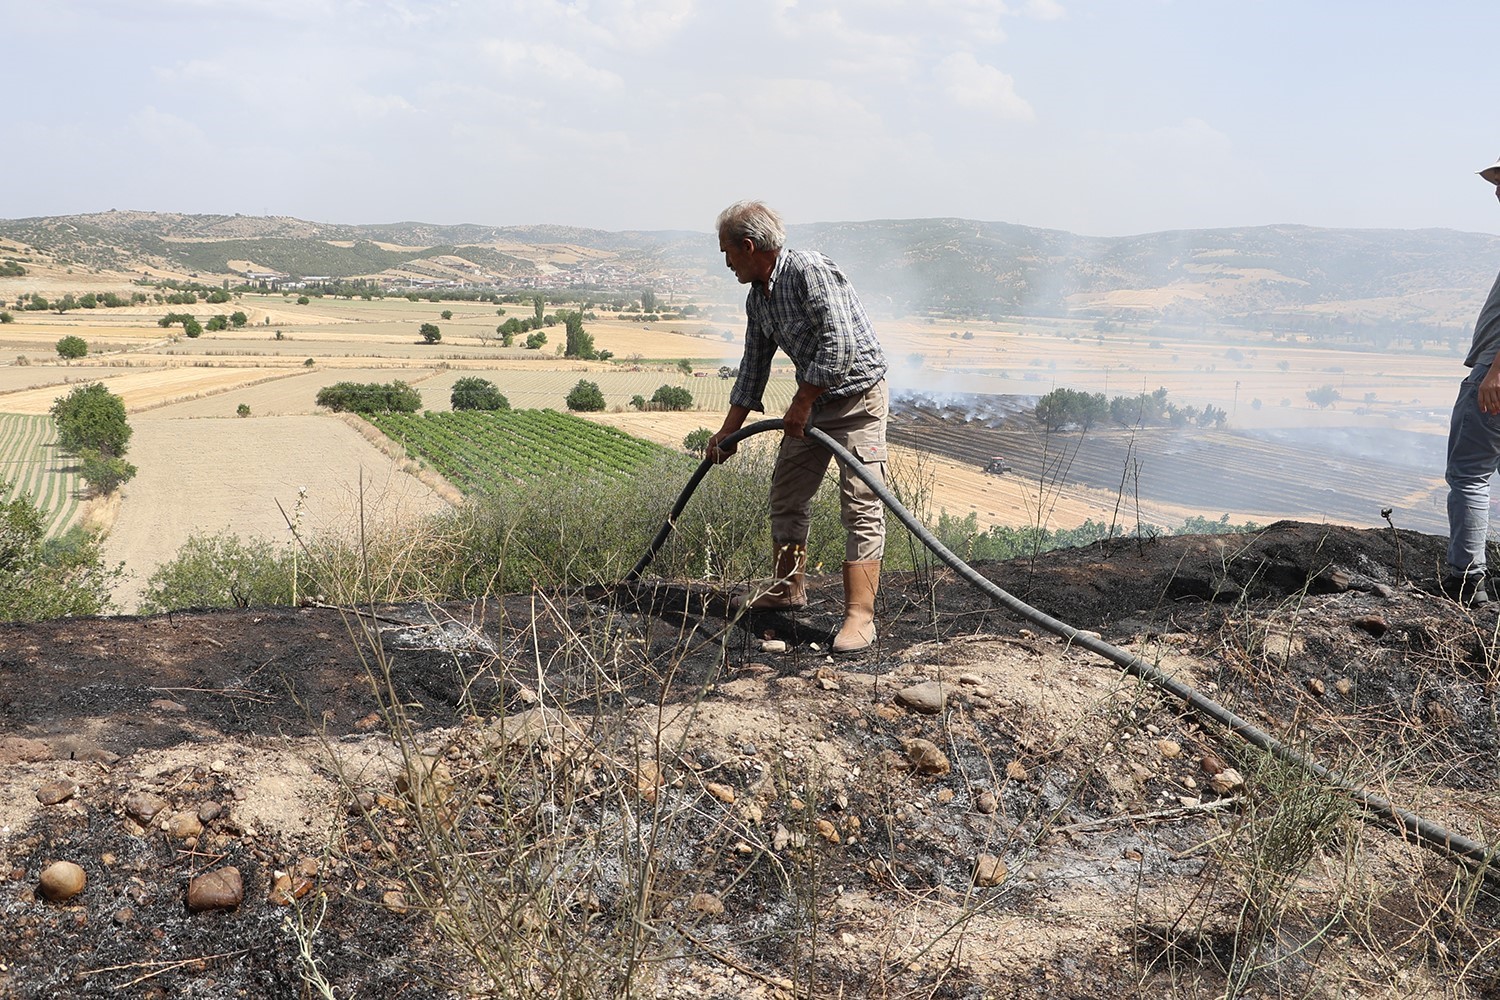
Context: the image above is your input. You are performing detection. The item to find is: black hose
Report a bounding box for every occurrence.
[625,419,1497,870]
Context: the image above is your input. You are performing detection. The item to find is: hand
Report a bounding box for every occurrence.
[1481,367,1500,414]
[782,396,814,438]
[706,430,738,464]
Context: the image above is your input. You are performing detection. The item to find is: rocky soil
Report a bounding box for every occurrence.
[1,521,1498,999]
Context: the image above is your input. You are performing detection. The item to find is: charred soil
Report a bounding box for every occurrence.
[1,521,1498,999]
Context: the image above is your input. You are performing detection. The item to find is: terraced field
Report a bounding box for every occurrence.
[0,414,83,535]
[888,396,1450,535]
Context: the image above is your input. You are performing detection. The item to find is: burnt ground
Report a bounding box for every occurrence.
[1,521,1499,999]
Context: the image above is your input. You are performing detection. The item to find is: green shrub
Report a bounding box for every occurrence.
[139,530,296,612]
[450,377,509,411]
[0,489,117,621]
[650,385,693,410]
[315,380,422,414]
[55,335,88,360]
[565,380,606,412]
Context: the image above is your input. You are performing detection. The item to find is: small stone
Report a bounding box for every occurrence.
[936,787,955,804]
[973,854,1007,887]
[815,818,841,844]
[113,907,135,925]
[382,890,409,915]
[1004,760,1028,781]
[149,699,188,713]
[761,639,788,654]
[36,779,77,806]
[686,892,724,917]
[895,681,947,715]
[1350,615,1388,638]
[210,760,226,774]
[198,801,222,823]
[123,792,169,825]
[1306,677,1326,696]
[187,867,244,912]
[903,739,950,776]
[167,811,203,840]
[1182,776,1197,789]
[974,790,998,814]
[958,673,984,686]
[1209,767,1246,795]
[348,792,376,815]
[38,861,87,902]
[705,782,736,805]
[1335,677,1354,696]
[1200,753,1226,776]
[635,760,664,804]
[1157,739,1182,759]
[354,712,382,731]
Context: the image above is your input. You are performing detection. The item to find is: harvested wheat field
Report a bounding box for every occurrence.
[100,414,452,609]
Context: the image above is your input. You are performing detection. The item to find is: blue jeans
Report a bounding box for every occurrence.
[1446,362,1500,576]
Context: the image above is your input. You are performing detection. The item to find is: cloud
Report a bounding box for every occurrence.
[479,39,625,90]
[934,53,1034,121]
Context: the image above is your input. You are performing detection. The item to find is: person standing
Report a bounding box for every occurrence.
[706,200,890,652]
[1441,157,1500,604]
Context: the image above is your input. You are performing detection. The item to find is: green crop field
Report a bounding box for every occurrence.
[366,408,678,494]
[0,413,84,535]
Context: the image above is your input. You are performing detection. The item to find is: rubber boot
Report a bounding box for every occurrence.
[734,541,808,611]
[832,560,880,653]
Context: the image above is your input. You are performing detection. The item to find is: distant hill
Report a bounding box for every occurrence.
[2,210,1497,333]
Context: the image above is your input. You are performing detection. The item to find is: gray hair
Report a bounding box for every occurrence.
[715,200,786,252]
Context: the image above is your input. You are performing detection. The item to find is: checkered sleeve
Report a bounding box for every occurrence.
[728,308,774,411]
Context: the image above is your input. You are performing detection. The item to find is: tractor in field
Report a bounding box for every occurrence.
[982,455,1013,475]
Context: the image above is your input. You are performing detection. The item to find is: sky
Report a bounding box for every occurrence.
[5,0,1500,237]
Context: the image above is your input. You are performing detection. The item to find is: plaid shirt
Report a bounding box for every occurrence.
[729,248,887,412]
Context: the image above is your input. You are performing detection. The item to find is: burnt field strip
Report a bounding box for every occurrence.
[888,396,1449,533]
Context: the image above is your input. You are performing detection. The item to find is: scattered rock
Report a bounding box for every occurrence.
[123,791,169,826]
[187,867,244,912]
[686,892,724,917]
[1157,739,1182,759]
[761,639,788,654]
[635,760,664,804]
[167,811,203,840]
[396,759,455,813]
[38,861,86,902]
[1200,753,1226,776]
[896,681,947,715]
[704,782,735,804]
[973,854,1007,887]
[1350,614,1388,638]
[903,739,950,776]
[1209,767,1246,795]
[974,790,998,814]
[0,737,53,764]
[1306,676,1327,696]
[1004,760,1028,781]
[1335,677,1354,696]
[815,819,841,844]
[149,698,187,713]
[198,800,223,823]
[36,779,77,805]
[381,890,409,915]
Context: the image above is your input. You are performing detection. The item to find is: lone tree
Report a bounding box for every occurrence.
[451,377,510,411]
[1306,384,1341,409]
[682,427,712,455]
[419,323,442,344]
[50,383,136,495]
[650,384,693,411]
[55,336,88,361]
[563,311,596,359]
[565,379,606,412]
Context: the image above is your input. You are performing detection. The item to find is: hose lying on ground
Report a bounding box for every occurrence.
[624,419,1496,871]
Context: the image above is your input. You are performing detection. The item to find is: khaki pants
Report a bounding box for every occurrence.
[770,380,888,562]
